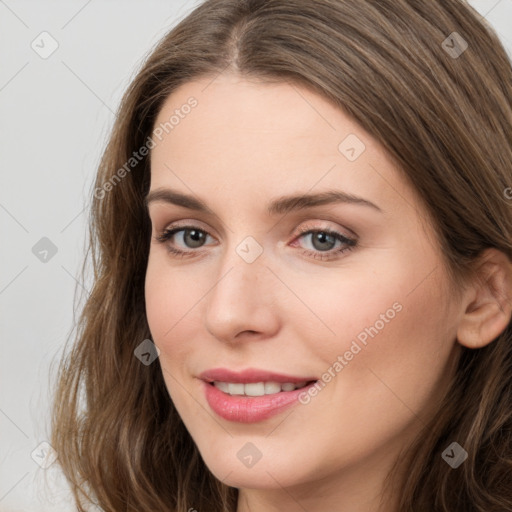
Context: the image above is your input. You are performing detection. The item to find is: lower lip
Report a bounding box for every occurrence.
[202,381,316,423]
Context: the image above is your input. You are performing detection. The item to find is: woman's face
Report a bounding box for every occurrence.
[145,73,463,503]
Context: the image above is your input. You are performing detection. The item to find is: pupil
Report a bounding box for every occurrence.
[185,229,205,248]
[312,232,335,251]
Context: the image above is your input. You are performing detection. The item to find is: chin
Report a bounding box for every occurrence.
[196,441,314,490]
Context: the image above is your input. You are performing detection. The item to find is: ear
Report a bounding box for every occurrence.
[457,248,512,349]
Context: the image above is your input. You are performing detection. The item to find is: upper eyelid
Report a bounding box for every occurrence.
[158,222,350,235]
[295,224,356,239]
[149,203,360,239]
[156,220,218,238]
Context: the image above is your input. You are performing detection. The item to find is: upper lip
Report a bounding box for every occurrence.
[199,368,318,384]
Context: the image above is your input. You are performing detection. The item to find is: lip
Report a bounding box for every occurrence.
[199,368,318,423]
[199,368,317,384]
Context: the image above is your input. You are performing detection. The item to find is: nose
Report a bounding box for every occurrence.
[204,248,281,344]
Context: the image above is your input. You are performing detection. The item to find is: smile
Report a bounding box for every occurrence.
[199,368,318,423]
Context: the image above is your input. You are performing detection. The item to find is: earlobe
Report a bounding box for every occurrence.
[457,249,512,349]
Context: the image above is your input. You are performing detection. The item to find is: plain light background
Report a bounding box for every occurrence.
[0,1,511,510]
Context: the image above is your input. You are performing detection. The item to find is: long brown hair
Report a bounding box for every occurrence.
[51,0,512,510]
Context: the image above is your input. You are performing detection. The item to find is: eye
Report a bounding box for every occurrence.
[154,223,357,261]
[291,226,357,261]
[155,225,215,256]
[302,231,339,251]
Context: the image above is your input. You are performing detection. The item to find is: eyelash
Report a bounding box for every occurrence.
[155,224,357,262]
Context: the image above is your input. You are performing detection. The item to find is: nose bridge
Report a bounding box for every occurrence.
[204,236,279,341]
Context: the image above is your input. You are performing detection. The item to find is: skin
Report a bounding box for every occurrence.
[144,73,511,511]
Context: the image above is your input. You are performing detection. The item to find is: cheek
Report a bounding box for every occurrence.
[144,254,198,356]
[322,267,457,423]
[283,269,458,477]
[144,255,204,413]
[295,255,458,413]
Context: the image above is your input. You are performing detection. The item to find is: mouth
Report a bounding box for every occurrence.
[199,368,318,423]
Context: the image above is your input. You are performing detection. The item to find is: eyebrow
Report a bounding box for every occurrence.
[144,188,382,215]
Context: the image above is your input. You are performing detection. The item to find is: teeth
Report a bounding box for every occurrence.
[214,381,308,396]
[264,382,281,394]
[245,382,265,396]
[227,383,244,395]
[216,381,229,393]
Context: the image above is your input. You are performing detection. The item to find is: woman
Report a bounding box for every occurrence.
[51,0,512,510]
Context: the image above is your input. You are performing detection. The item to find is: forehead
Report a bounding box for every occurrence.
[149,73,420,222]
[153,74,359,160]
